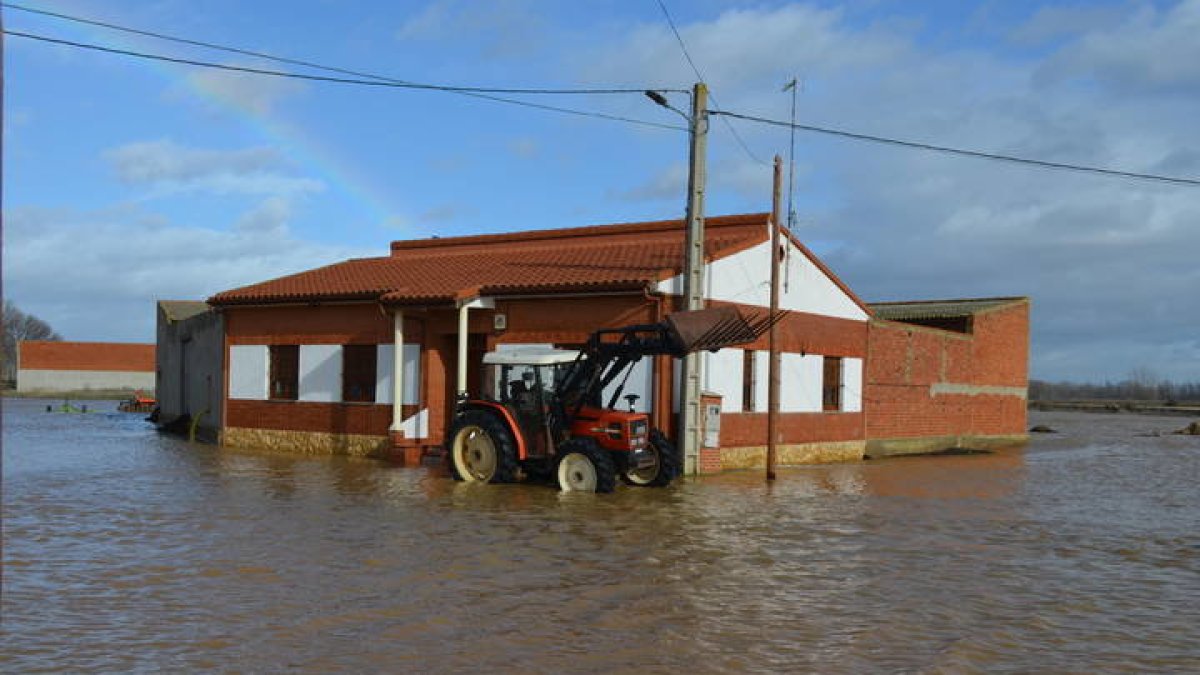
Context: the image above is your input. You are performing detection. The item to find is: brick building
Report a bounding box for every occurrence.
[17,341,155,393]
[201,213,1028,472]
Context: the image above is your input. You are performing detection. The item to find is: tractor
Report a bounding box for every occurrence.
[446,306,776,492]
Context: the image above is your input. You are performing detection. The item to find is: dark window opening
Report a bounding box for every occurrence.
[343,345,377,403]
[896,316,973,334]
[742,350,757,412]
[823,356,842,412]
[269,345,299,401]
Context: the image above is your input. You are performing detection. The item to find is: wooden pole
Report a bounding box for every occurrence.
[768,156,783,482]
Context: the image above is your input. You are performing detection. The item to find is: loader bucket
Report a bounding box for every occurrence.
[663,306,781,355]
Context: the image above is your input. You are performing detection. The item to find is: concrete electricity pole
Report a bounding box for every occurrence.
[644,82,708,475]
[679,82,709,475]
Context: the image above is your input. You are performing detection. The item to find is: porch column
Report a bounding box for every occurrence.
[456,296,495,397]
[391,309,405,432]
[457,303,469,395]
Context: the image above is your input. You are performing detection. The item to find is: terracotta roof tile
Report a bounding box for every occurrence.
[209,213,769,306]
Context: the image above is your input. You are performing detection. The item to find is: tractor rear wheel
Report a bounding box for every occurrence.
[448,410,518,484]
[555,439,616,493]
[623,429,681,487]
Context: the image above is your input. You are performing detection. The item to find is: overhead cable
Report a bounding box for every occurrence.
[653,0,766,165]
[3,29,687,132]
[711,109,1200,187]
[3,2,685,96]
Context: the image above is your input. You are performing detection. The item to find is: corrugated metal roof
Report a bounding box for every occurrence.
[869,297,1026,321]
[209,214,770,306]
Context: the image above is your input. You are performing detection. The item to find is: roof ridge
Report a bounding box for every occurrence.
[869,296,1029,306]
[390,212,769,253]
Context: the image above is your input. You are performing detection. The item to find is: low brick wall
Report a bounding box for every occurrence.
[714,441,865,471]
[224,427,390,457]
[865,433,1028,459]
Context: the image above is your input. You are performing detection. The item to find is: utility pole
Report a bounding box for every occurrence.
[768,156,783,481]
[679,82,708,476]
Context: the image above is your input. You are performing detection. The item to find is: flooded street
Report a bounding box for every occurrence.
[3,399,1198,672]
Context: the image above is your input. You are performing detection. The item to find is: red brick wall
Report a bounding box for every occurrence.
[865,301,1029,440]
[218,296,878,450]
[19,341,154,372]
[226,400,419,436]
[722,411,864,445]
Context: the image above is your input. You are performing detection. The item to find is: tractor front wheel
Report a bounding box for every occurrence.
[555,439,616,493]
[448,410,519,484]
[623,429,681,487]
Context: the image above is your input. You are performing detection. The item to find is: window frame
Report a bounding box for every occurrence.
[742,350,757,412]
[342,344,378,403]
[822,356,843,412]
[268,345,300,401]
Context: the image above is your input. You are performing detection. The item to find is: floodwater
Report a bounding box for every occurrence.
[2,399,1198,673]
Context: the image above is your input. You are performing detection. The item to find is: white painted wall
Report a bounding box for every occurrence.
[299,345,342,402]
[657,237,869,321]
[781,353,823,412]
[16,370,155,392]
[703,349,743,413]
[754,350,769,413]
[229,345,268,400]
[602,356,654,413]
[842,357,863,413]
[400,408,428,438]
[376,344,421,405]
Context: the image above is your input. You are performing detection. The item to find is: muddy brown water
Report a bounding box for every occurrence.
[3,398,1198,673]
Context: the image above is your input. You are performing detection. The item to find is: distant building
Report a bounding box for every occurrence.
[155,301,225,441]
[17,341,155,393]
[188,212,1030,473]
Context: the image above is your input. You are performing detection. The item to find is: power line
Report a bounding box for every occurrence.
[652,0,766,165]
[711,109,1200,187]
[3,29,687,132]
[3,2,685,96]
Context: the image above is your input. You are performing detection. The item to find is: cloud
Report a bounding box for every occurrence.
[578,1,1200,381]
[1,205,374,343]
[106,140,325,197]
[186,67,305,115]
[1033,0,1200,95]
[235,197,292,235]
[397,0,546,59]
[611,163,687,202]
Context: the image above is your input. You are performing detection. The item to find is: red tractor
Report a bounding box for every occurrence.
[447,306,775,492]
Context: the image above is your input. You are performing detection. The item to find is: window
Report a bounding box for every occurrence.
[269,345,299,400]
[742,350,757,412]
[342,345,377,403]
[822,356,843,412]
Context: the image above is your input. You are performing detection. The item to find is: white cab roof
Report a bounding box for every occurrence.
[482,348,581,366]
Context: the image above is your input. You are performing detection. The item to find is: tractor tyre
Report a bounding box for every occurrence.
[624,429,681,487]
[448,409,519,484]
[555,439,617,493]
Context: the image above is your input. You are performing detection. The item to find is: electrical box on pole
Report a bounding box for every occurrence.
[679,82,708,476]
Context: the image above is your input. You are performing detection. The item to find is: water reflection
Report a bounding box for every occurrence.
[2,399,1198,672]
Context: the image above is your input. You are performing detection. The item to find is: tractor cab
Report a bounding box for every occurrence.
[479,347,579,459]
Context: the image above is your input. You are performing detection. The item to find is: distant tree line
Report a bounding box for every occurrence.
[2,301,63,386]
[1030,376,1200,403]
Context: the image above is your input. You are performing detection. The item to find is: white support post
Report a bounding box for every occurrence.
[457,302,469,396]
[391,309,405,433]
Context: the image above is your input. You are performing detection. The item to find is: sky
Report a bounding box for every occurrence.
[3,0,1198,383]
